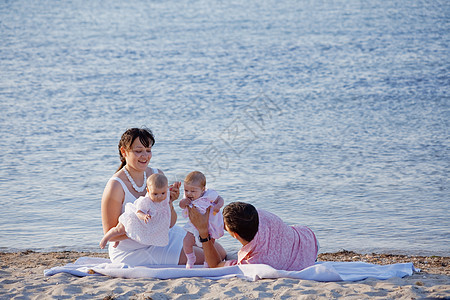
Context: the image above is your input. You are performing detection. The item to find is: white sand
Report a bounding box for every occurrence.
[1,251,449,299]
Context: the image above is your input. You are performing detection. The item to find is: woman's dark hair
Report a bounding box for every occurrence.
[223,202,259,243]
[116,128,155,172]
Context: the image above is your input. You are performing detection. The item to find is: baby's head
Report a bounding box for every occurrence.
[184,171,206,201]
[146,173,168,203]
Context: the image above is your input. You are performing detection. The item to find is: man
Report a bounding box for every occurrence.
[187,201,319,270]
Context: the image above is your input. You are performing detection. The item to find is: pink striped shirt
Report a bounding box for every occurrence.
[225,209,318,271]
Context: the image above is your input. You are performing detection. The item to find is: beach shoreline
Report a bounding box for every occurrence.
[1,250,448,299]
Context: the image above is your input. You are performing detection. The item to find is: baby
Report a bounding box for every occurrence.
[100,173,171,249]
[179,171,224,268]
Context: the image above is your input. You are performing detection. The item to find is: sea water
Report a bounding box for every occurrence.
[0,0,448,256]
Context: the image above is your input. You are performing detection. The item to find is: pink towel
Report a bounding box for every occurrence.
[225,210,318,271]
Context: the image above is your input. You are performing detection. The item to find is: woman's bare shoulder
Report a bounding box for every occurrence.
[103,174,125,199]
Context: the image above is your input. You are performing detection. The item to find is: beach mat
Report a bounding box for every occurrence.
[44,257,417,282]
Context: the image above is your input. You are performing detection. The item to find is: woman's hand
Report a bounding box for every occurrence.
[169,181,181,203]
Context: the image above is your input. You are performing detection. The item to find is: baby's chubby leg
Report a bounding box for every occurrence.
[99,223,126,249]
[183,232,195,254]
[183,232,196,269]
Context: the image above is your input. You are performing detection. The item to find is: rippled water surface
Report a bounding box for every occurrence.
[0,0,448,256]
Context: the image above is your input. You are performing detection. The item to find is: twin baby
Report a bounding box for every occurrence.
[100,171,224,269]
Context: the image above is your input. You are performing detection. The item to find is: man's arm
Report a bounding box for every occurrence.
[187,206,225,268]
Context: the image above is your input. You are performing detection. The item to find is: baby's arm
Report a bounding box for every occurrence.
[179,197,192,209]
[136,210,151,223]
[212,196,224,214]
[135,197,152,223]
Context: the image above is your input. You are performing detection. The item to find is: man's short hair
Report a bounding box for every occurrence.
[223,202,259,243]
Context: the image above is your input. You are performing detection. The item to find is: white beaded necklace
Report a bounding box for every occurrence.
[123,167,147,193]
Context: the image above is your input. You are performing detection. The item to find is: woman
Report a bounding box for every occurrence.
[101,127,226,266]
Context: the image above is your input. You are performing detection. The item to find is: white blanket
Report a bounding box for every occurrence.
[44,257,417,282]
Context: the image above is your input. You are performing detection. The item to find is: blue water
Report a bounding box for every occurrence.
[0,0,448,256]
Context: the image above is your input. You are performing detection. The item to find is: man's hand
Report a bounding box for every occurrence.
[187,206,224,268]
[187,206,211,237]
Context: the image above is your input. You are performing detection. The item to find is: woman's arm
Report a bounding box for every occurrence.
[101,179,129,242]
[187,206,226,268]
[169,201,177,228]
[168,181,181,228]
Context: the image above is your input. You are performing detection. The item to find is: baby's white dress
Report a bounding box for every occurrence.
[118,191,170,246]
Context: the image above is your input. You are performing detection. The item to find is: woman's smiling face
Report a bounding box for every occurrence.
[122,138,152,171]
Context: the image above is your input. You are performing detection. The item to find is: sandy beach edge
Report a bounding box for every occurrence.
[1,250,449,299]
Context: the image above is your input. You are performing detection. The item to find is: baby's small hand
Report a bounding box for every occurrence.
[143,214,151,223]
[183,198,193,207]
[213,205,220,215]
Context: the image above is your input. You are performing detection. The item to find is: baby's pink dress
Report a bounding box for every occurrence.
[118,191,171,247]
[182,189,224,246]
[224,209,318,271]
